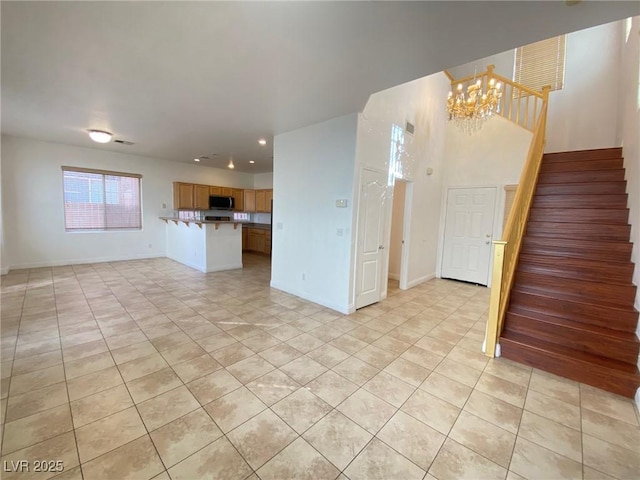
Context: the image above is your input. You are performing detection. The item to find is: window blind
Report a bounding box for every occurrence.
[514,35,566,94]
[62,167,142,231]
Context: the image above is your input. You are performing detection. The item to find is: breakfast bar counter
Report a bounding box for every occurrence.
[161,217,242,273]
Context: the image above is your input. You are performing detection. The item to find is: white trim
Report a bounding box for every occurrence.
[270,280,352,315]
[388,272,400,281]
[205,263,243,273]
[399,180,414,290]
[8,253,165,270]
[406,272,436,289]
[635,388,640,418]
[0,267,9,275]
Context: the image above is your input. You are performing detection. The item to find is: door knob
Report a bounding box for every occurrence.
[378,245,385,250]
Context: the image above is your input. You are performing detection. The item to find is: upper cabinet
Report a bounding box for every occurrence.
[174,183,195,209]
[194,185,210,210]
[173,182,272,212]
[243,190,256,212]
[255,190,266,212]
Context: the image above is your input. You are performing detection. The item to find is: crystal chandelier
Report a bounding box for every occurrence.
[447,77,503,135]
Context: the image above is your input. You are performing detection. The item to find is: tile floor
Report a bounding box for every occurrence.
[1,254,639,480]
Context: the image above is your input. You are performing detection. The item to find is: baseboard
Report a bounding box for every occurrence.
[388,272,400,281]
[8,253,165,271]
[205,263,243,273]
[635,388,640,418]
[270,280,351,315]
[406,272,436,289]
[0,266,9,275]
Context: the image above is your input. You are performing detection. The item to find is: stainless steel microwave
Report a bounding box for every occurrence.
[209,195,235,210]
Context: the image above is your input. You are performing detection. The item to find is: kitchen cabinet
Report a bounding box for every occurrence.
[221,187,233,197]
[234,189,244,211]
[242,227,248,250]
[173,183,195,209]
[210,186,222,196]
[255,190,266,212]
[244,190,256,212]
[247,228,265,253]
[265,231,272,255]
[265,190,273,213]
[194,185,210,210]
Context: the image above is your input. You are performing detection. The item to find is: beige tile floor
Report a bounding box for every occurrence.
[1,253,639,480]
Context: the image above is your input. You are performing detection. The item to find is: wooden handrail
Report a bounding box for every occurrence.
[446,65,547,132]
[484,85,551,357]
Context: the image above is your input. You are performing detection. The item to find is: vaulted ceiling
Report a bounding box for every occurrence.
[2,1,638,172]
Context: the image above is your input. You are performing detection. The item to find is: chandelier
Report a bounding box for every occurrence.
[447,77,502,135]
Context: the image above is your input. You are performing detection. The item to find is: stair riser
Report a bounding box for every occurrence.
[513,280,636,309]
[540,159,624,173]
[543,148,623,163]
[504,315,639,364]
[518,262,633,284]
[509,291,638,331]
[538,170,626,184]
[535,182,627,195]
[500,338,638,398]
[529,208,629,224]
[532,195,628,209]
[526,222,631,241]
[520,245,632,263]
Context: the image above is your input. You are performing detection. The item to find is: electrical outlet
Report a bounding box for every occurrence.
[302,273,306,280]
[161,202,167,209]
[337,228,344,237]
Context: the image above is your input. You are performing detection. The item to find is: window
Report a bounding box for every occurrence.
[514,35,566,94]
[62,167,142,231]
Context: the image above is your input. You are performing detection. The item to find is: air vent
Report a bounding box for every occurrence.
[405,122,415,135]
[114,139,135,145]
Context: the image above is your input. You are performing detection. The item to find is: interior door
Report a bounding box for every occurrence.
[442,187,496,285]
[355,169,387,309]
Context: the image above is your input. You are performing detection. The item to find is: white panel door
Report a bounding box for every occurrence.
[442,187,496,285]
[355,169,387,309]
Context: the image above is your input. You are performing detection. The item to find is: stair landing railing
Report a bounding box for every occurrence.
[444,65,551,357]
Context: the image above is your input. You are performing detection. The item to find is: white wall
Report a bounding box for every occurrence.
[356,72,450,290]
[447,21,623,155]
[253,172,274,189]
[618,17,640,315]
[1,135,254,270]
[389,179,406,280]
[271,114,358,313]
[0,152,6,274]
[546,21,622,153]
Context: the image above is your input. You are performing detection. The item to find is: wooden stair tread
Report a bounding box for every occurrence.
[521,237,632,262]
[505,308,640,364]
[532,194,628,209]
[526,221,631,241]
[535,182,627,195]
[511,285,638,313]
[529,207,629,225]
[542,147,622,163]
[538,170,626,184]
[506,306,638,340]
[512,275,636,309]
[540,159,624,173]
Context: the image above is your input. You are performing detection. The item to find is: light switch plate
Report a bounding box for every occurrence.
[336,199,347,208]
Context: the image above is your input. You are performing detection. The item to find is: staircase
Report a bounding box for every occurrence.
[500,147,640,398]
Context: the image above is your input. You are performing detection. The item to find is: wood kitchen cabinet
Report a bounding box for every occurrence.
[265,231,272,255]
[255,190,266,212]
[194,184,210,210]
[265,190,273,212]
[242,227,248,250]
[244,190,256,212]
[210,186,222,196]
[173,183,195,209]
[247,228,265,252]
[233,189,244,211]
[221,187,233,197]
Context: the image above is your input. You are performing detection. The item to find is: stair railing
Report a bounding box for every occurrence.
[484,85,551,357]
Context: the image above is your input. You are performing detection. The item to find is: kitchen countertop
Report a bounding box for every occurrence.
[242,223,271,230]
[159,217,271,230]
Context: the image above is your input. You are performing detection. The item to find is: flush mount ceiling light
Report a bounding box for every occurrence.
[258,138,267,146]
[249,160,255,164]
[193,158,200,162]
[87,130,113,143]
[228,158,235,169]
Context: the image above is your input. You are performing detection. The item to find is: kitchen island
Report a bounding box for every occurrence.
[161,218,243,273]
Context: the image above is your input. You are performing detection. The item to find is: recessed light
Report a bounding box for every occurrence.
[228,158,235,169]
[194,158,200,162]
[258,138,267,146]
[249,161,255,164]
[88,130,112,143]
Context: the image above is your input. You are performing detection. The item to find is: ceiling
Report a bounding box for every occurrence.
[2,1,638,173]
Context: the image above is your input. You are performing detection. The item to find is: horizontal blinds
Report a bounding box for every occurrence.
[63,169,141,231]
[62,166,142,179]
[514,35,566,94]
